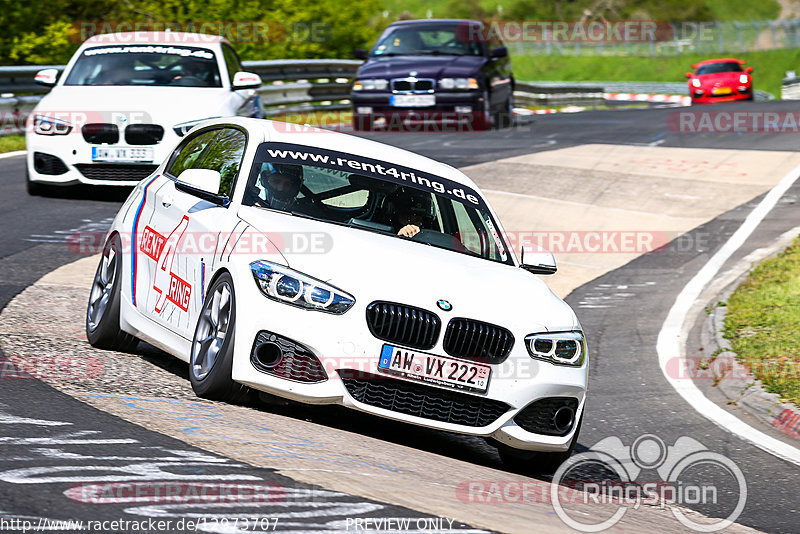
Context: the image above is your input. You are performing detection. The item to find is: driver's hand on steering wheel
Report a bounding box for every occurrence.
[397,224,420,238]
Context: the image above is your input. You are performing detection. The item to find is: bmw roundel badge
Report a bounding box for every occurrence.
[437,299,453,311]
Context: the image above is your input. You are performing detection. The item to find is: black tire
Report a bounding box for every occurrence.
[26,167,47,196]
[498,415,583,476]
[86,234,139,351]
[189,272,250,402]
[493,93,514,129]
[472,91,492,131]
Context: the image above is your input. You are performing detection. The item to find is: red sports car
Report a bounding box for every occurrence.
[686,58,753,104]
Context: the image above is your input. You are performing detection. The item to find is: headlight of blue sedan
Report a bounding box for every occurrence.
[439,78,479,90]
[250,260,355,314]
[525,331,586,366]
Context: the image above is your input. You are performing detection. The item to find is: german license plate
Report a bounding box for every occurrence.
[378,344,491,393]
[91,146,154,162]
[712,87,732,95]
[390,94,435,107]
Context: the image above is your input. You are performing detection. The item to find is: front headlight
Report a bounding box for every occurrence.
[33,114,72,135]
[173,117,220,137]
[739,74,749,84]
[525,331,586,366]
[691,78,701,88]
[250,260,355,314]
[352,79,388,91]
[440,78,479,90]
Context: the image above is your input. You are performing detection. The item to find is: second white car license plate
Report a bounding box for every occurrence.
[91,146,154,162]
[378,344,491,393]
[390,94,435,107]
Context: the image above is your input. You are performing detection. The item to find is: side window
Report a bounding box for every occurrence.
[167,130,220,179]
[196,128,247,197]
[221,44,243,84]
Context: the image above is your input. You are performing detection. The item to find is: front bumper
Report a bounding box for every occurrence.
[25,129,179,187]
[229,270,587,452]
[351,90,488,127]
[690,86,752,104]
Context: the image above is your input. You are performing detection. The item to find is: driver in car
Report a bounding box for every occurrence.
[253,163,306,211]
[389,187,436,238]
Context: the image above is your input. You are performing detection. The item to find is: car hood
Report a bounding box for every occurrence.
[238,206,578,332]
[34,86,234,127]
[358,55,487,80]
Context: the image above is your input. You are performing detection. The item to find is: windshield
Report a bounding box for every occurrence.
[242,143,512,264]
[64,45,222,87]
[372,24,484,57]
[696,62,743,75]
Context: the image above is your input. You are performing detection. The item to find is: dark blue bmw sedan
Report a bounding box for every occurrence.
[351,19,514,131]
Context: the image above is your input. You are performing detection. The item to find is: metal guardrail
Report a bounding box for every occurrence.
[0,59,777,136]
[782,74,800,100]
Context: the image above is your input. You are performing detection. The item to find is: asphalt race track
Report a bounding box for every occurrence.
[1,100,799,533]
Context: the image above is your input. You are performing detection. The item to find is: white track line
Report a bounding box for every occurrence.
[657,163,800,467]
[0,150,25,160]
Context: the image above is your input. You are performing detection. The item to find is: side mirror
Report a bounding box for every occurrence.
[354,48,368,60]
[520,245,557,275]
[685,72,693,78]
[231,71,262,90]
[34,68,59,87]
[490,46,508,59]
[746,67,753,73]
[177,169,221,194]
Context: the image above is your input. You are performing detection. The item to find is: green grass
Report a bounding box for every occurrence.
[510,48,800,97]
[724,236,800,405]
[0,135,25,153]
[705,0,781,22]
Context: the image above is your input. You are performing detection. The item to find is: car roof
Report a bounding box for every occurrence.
[82,32,226,48]
[696,58,744,65]
[211,117,480,191]
[388,19,483,27]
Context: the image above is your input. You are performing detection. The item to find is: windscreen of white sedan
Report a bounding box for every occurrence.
[242,143,512,264]
[64,45,222,87]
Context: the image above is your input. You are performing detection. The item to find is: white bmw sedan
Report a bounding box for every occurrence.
[86,117,587,471]
[26,32,262,194]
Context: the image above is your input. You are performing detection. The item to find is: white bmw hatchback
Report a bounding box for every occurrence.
[86,117,587,471]
[26,32,262,194]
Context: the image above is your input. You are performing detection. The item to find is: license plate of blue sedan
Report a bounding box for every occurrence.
[390,94,435,107]
[378,344,491,393]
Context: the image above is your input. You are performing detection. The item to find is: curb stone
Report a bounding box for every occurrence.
[701,279,800,442]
